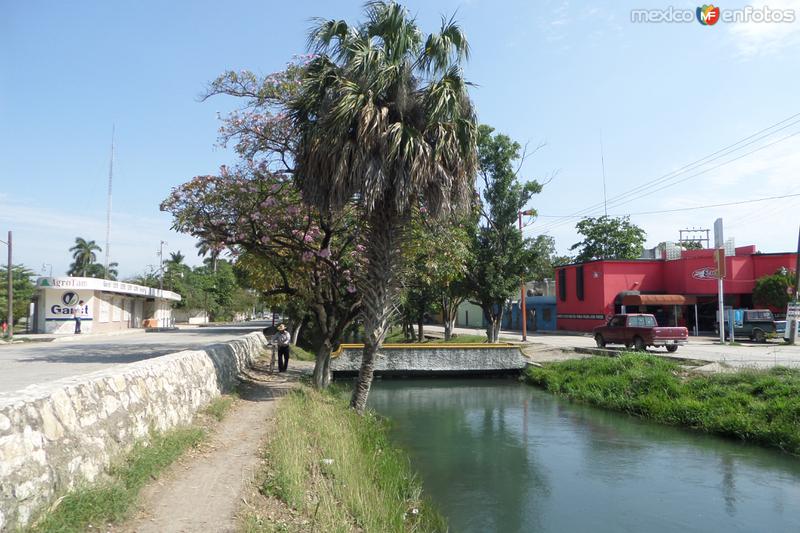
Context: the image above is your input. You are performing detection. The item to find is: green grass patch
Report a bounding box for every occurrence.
[203,394,237,421]
[524,354,800,455]
[290,345,315,361]
[248,385,446,532]
[28,427,206,532]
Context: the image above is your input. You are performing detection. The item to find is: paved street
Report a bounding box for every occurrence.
[0,323,268,394]
[427,325,800,369]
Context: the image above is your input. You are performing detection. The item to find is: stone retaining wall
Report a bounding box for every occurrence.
[0,332,266,531]
[330,343,527,374]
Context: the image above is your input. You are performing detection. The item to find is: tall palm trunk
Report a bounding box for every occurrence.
[350,206,402,413]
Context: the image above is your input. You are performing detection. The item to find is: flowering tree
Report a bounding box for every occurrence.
[162,62,362,388]
[162,166,362,388]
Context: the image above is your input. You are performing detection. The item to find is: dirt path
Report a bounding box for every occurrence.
[117,361,313,533]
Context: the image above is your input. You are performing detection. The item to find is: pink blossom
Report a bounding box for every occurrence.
[346,284,357,293]
[302,251,314,262]
[318,248,331,258]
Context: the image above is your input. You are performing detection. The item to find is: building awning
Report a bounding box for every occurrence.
[622,294,697,306]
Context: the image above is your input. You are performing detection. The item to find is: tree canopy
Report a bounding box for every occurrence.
[570,216,646,263]
[753,268,796,310]
[465,124,542,342]
[289,1,478,411]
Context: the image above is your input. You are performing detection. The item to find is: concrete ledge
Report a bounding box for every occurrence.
[330,343,528,375]
[0,332,266,530]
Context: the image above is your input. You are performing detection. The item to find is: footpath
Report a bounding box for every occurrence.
[115,359,313,533]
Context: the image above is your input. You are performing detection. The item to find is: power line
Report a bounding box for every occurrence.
[531,111,800,234]
[530,192,800,219]
[531,124,800,234]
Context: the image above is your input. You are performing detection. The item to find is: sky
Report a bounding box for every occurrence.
[2,0,800,279]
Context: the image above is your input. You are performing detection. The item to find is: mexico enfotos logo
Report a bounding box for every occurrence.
[631,4,796,24]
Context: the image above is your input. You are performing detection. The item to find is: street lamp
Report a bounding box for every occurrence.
[0,231,12,340]
[518,210,536,342]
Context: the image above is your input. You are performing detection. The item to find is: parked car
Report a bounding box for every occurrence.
[715,309,776,343]
[593,314,689,352]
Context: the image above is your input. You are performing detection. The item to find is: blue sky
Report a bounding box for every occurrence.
[2,0,799,278]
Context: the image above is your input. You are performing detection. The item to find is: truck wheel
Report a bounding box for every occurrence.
[753,329,766,343]
[666,345,678,353]
[633,336,646,352]
[595,334,606,348]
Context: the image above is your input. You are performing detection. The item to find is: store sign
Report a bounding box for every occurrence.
[46,290,92,319]
[691,267,718,280]
[787,303,800,320]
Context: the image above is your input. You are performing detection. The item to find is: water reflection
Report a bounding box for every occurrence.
[368,379,800,533]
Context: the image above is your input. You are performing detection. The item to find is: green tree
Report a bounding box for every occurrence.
[399,210,472,341]
[84,261,119,280]
[0,264,36,328]
[570,216,646,263]
[753,268,796,309]
[290,1,478,412]
[465,125,542,343]
[68,237,102,277]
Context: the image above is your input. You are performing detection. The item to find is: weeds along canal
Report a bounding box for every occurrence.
[367,378,800,533]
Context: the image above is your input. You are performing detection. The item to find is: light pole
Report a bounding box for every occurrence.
[1,231,12,339]
[158,240,168,292]
[518,210,536,342]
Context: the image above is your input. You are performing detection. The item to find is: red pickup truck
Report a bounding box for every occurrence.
[593,314,688,352]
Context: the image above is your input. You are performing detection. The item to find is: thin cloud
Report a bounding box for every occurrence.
[728,0,800,58]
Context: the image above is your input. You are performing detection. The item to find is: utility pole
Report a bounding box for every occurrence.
[104,125,115,279]
[158,240,168,292]
[714,218,725,344]
[518,210,535,342]
[789,225,800,345]
[2,231,12,340]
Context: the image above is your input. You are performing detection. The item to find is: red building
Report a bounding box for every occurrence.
[555,246,797,333]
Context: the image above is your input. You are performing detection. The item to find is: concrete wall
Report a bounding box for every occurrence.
[0,332,266,530]
[330,343,527,374]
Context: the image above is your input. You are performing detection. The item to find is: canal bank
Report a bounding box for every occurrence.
[524,354,800,455]
[368,378,800,533]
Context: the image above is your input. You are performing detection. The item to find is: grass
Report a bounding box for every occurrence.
[28,391,240,532]
[245,385,446,533]
[203,393,238,421]
[524,353,800,455]
[28,427,206,532]
[290,345,315,361]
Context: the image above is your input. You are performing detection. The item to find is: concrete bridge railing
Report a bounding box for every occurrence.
[330,343,528,375]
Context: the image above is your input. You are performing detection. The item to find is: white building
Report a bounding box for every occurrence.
[33,277,182,334]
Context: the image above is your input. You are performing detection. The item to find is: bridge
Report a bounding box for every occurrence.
[330,343,528,376]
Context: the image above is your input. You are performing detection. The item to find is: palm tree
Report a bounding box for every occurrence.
[68,237,102,277]
[195,239,219,272]
[168,251,185,265]
[291,2,478,412]
[85,261,119,280]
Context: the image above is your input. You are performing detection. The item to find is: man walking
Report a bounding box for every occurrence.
[271,324,291,372]
[72,300,85,334]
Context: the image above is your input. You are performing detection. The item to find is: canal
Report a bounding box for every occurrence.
[368,378,800,533]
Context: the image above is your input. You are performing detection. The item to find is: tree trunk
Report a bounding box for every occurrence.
[291,321,301,345]
[350,207,402,413]
[417,317,424,343]
[312,340,332,389]
[444,319,452,341]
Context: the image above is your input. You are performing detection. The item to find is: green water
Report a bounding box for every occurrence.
[367,379,800,533]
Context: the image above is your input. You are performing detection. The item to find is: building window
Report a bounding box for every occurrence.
[558,269,567,301]
[576,266,585,301]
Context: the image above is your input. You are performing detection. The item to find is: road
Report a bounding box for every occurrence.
[0,323,268,394]
[426,325,800,369]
